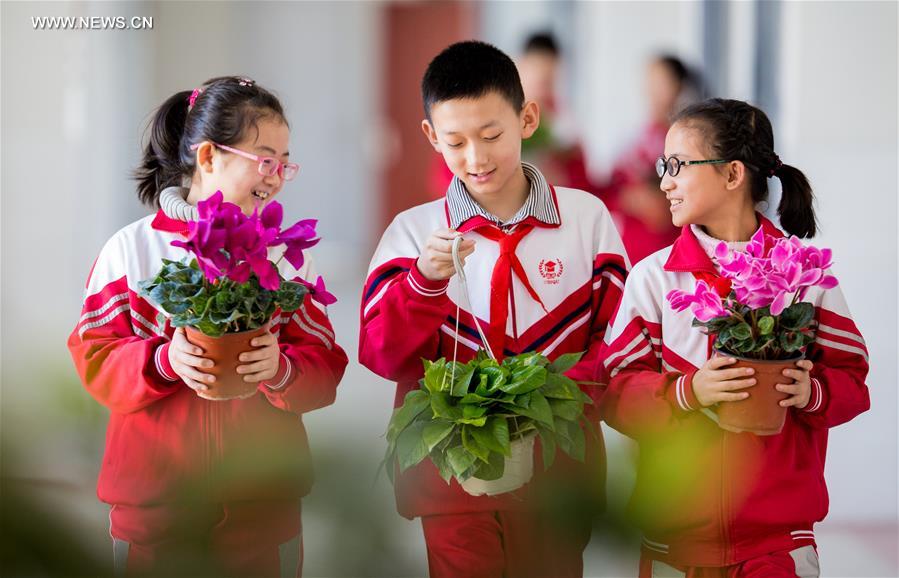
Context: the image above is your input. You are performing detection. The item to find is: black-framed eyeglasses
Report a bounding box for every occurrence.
[656,155,729,178]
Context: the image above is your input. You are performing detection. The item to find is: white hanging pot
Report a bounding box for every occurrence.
[449,237,537,497]
[459,433,536,497]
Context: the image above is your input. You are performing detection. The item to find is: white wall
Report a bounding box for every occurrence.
[777,0,898,524]
[572,1,703,179]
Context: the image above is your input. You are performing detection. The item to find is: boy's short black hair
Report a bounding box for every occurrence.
[421,40,525,121]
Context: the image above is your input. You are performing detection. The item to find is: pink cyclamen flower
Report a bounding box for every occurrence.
[666,281,727,322]
[300,276,337,307]
[276,219,320,271]
[171,190,325,294]
[713,227,838,314]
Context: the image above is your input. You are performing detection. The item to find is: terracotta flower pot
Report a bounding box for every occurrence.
[714,350,804,436]
[459,433,536,497]
[184,325,268,401]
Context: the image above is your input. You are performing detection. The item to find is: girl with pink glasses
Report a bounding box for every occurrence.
[68,76,347,577]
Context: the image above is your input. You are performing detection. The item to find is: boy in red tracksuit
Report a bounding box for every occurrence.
[359,41,629,578]
[599,98,870,577]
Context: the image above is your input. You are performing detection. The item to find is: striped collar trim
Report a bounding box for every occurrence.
[446,162,561,230]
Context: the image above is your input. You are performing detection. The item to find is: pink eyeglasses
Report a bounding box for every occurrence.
[190,142,299,181]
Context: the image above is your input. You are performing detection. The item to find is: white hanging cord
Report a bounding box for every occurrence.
[439,235,499,391]
[452,236,496,361]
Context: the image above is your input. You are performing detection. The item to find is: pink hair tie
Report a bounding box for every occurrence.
[188,87,203,111]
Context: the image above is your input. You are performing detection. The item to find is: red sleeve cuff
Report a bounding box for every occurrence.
[406,260,450,299]
[154,342,179,382]
[665,369,700,413]
[260,353,294,391]
[803,377,825,413]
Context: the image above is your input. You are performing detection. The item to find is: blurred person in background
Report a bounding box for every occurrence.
[67,76,348,577]
[600,54,702,264]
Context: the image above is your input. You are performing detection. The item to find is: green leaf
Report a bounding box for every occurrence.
[780,331,807,353]
[462,404,488,420]
[457,416,488,426]
[209,308,243,325]
[555,418,586,462]
[460,392,493,405]
[758,316,775,335]
[395,421,430,471]
[549,399,583,422]
[733,338,755,355]
[469,416,511,457]
[501,365,547,394]
[547,352,583,373]
[422,420,455,452]
[429,450,454,483]
[446,445,478,478]
[780,302,815,331]
[193,318,223,337]
[513,392,531,408]
[731,322,752,341]
[386,389,431,442]
[461,425,491,462]
[276,281,307,312]
[423,359,449,393]
[430,392,463,421]
[471,451,505,481]
[542,372,577,399]
[519,391,554,427]
[450,363,476,397]
[473,374,491,396]
[480,366,507,392]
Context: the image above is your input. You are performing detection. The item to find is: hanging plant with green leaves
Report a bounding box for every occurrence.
[383,350,594,485]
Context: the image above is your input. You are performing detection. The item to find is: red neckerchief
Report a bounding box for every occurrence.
[471,223,548,358]
[444,185,561,358]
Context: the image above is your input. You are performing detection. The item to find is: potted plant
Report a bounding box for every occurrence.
[139,191,335,401]
[382,350,594,496]
[666,228,837,435]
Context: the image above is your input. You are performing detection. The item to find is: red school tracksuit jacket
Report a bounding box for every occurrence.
[358,170,629,520]
[68,208,348,538]
[599,216,870,568]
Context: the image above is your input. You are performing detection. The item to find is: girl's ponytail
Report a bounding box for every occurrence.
[135,90,191,207]
[674,98,819,238]
[775,162,817,238]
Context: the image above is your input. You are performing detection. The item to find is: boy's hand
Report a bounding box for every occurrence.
[777,359,814,408]
[236,331,281,383]
[692,356,757,407]
[417,229,476,281]
[169,327,215,392]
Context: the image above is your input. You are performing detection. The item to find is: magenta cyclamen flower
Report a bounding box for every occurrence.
[714,227,838,315]
[666,281,727,322]
[299,276,338,307]
[276,219,320,271]
[171,191,323,292]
